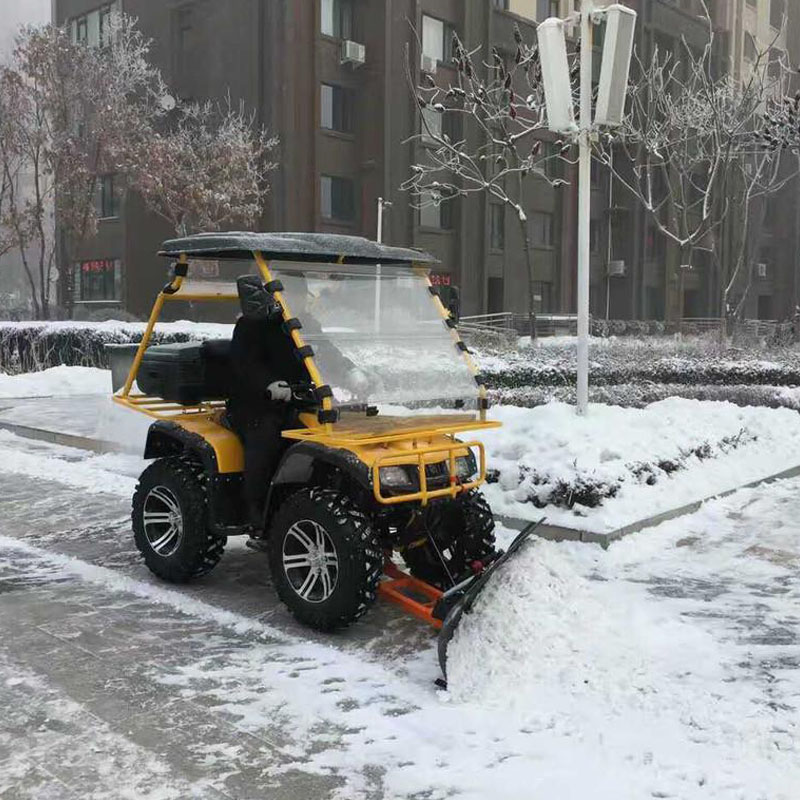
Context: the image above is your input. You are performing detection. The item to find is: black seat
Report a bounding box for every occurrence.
[201,339,233,398]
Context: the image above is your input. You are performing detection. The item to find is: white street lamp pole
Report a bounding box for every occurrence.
[375,197,389,332]
[576,0,593,416]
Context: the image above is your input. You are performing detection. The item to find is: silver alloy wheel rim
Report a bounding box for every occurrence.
[142,485,184,557]
[282,519,339,604]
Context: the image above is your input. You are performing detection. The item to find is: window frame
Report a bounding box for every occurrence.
[530,210,555,249]
[419,189,453,230]
[321,0,354,39]
[320,83,354,134]
[489,203,505,251]
[73,258,122,303]
[421,14,456,65]
[321,174,356,223]
[96,175,120,220]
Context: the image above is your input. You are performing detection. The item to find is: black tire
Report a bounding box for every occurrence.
[402,490,496,589]
[132,456,226,583]
[268,487,382,631]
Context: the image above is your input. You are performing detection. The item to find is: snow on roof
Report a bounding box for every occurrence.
[158,232,439,265]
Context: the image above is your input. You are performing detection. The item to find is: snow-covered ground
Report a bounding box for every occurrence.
[0,365,110,397]
[0,428,798,799]
[449,481,800,799]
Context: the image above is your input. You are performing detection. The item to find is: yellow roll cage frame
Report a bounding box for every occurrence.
[113,250,500,505]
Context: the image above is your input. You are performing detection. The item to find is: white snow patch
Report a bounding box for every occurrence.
[0,366,111,398]
[481,398,800,531]
[0,431,137,496]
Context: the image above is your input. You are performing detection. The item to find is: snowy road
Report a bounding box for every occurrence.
[0,430,798,798]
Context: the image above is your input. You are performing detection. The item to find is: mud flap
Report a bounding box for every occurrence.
[436,519,543,681]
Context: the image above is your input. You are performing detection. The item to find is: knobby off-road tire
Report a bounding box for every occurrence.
[268,487,382,631]
[402,489,497,589]
[132,456,226,583]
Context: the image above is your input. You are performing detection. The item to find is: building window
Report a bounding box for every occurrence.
[74,259,122,302]
[531,211,554,247]
[71,3,119,47]
[543,142,563,179]
[768,48,783,80]
[490,204,505,251]
[422,15,455,64]
[421,106,443,142]
[321,84,354,133]
[537,0,560,19]
[744,34,757,63]
[419,190,453,229]
[590,221,601,255]
[770,0,785,28]
[95,175,120,219]
[321,0,353,39]
[321,175,355,222]
[487,277,504,314]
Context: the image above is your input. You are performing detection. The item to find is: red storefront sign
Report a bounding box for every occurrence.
[81,259,114,273]
[429,273,452,287]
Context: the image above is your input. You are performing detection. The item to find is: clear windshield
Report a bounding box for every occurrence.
[270,261,478,408]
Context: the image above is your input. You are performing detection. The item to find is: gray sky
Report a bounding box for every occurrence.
[0,0,51,56]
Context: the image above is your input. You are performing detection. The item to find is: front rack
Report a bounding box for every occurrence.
[372,440,486,506]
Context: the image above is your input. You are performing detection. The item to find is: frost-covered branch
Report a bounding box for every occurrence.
[403,23,576,334]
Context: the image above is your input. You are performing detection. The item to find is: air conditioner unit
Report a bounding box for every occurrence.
[341,39,366,67]
[607,259,626,277]
[756,262,768,278]
[421,53,438,74]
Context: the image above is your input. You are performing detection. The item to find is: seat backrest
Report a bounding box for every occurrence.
[201,339,233,398]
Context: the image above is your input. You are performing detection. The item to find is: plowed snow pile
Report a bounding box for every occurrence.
[445,530,799,798]
[0,365,109,397]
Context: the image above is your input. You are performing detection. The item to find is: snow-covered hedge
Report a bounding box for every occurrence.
[482,400,800,530]
[0,321,230,374]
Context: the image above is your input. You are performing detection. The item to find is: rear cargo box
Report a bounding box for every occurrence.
[138,341,231,405]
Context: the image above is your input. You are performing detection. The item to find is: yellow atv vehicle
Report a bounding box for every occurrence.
[115,233,531,672]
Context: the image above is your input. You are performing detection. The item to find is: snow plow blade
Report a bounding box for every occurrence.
[435,519,543,680]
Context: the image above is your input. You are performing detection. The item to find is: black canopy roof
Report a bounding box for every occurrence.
[158,232,438,265]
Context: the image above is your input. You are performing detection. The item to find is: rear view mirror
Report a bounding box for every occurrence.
[237,275,280,320]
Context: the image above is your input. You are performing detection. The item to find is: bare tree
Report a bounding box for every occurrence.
[596,7,793,331]
[134,99,278,236]
[403,26,573,336]
[0,16,167,318]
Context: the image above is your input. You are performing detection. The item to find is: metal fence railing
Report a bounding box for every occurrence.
[458,313,799,343]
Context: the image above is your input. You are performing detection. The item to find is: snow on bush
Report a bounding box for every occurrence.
[0,320,231,374]
[481,399,800,528]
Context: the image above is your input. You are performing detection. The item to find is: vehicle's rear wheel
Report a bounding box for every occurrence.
[132,456,226,582]
[401,490,496,589]
[268,487,382,631]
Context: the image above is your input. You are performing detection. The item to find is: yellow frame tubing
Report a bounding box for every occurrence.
[415,267,488,422]
[120,253,188,398]
[253,251,335,434]
[372,440,486,506]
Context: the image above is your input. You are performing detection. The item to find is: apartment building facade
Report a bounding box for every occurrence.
[53,0,800,323]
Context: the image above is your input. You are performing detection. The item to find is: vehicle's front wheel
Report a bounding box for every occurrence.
[401,489,497,589]
[132,456,226,582]
[268,487,382,631]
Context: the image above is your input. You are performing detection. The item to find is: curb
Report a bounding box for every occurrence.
[0,420,125,455]
[499,461,800,548]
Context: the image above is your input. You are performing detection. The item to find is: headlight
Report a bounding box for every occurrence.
[379,465,412,488]
[455,453,477,480]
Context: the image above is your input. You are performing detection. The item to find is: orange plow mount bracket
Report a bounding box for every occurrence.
[378,560,443,630]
